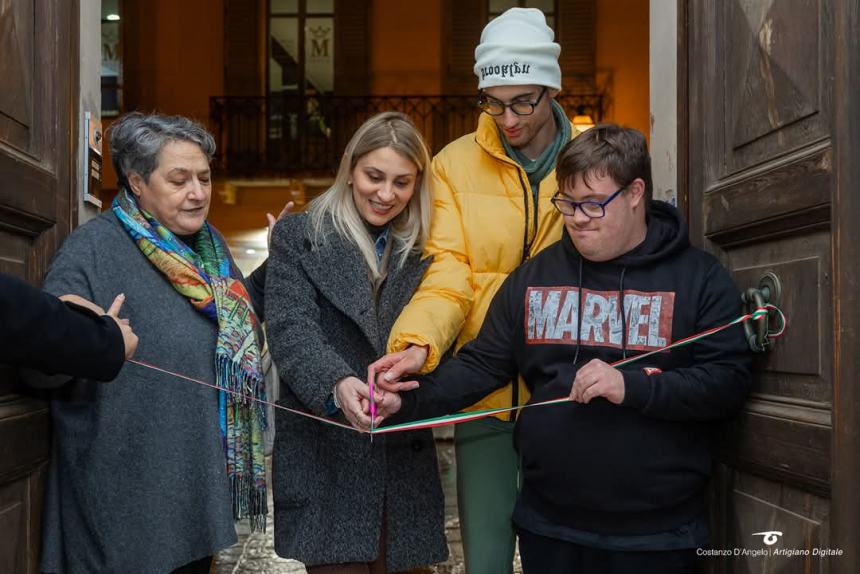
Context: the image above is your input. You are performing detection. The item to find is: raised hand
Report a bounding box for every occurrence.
[267,201,295,248]
[105,294,139,359]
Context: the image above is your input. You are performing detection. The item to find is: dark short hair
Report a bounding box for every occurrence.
[108,112,216,190]
[556,124,652,202]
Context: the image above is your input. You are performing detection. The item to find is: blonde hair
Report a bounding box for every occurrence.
[308,112,432,280]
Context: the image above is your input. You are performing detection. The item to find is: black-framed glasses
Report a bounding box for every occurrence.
[550,186,627,218]
[477,86,548,116]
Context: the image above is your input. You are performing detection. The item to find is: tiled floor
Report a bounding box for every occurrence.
[213,433,521,573]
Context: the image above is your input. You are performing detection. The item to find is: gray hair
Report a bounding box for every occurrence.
[108,112,216,189]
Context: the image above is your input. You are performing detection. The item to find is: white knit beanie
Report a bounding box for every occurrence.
[474,7,561,91]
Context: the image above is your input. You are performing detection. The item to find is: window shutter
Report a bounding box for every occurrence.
[442,0,486,95]
[557,0,596,90]
[334,0,370,95]
[224,0,262,96]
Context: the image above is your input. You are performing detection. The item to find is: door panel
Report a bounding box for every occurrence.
[729,471,830,573]
[702,144,830,245]
[0,479,28,574]
[720,232,832,493]
[722,0,830,175]
[0,0,34,151]
[688,0,837,571]
[0,0,76,572]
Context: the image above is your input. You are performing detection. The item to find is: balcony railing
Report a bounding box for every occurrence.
[210,93,604,177]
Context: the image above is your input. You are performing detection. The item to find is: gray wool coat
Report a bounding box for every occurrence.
[265,213,448,571]
[38,212,256,573]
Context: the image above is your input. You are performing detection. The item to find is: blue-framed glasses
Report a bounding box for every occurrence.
[551,186,627,219]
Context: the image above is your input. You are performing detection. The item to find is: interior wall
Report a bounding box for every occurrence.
[595,0,650,138]
[649,0,677,205]
[102,0,225,195]
[78,0,103,222]
[370,0,443,94]
[136,0,224,120]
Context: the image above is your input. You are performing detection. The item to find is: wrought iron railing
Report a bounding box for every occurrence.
[210,93,604,176]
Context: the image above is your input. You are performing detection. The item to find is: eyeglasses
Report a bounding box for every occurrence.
[550,186,627,219]
[477,87,548,116]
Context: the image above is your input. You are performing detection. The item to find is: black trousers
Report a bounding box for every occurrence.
[518,528,702,574]
[170,556,213,574]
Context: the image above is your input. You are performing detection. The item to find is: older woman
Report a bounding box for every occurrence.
[39,112,268,573]
[266,111,448,573]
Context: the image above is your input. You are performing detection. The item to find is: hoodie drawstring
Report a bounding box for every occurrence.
[573,257,583,366]
[573,260,629,366]
[619,267,628,360]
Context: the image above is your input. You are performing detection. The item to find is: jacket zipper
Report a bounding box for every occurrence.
[517,170,538,264]
[512,169,538,421]
[485,149,538,420]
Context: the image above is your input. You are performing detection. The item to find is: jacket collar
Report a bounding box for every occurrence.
[299,227,380,345]
[475,113,510,160]
[298,225,430,354]
[474,108,578,163]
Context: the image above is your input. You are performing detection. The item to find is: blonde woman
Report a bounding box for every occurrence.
[266,112,447,573]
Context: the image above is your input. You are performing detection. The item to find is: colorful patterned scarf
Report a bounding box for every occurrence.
[113,189,268,531]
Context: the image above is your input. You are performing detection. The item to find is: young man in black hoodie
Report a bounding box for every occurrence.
[358,124,753,573]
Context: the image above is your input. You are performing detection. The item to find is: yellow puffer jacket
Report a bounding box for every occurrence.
[387,112,571,417]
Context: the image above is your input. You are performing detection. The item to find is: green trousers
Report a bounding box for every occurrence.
[455,417,519,574]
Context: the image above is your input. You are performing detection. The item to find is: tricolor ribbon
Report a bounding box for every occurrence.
[131,305,786,435]
[375,304,786,434]
[129,358,359,432]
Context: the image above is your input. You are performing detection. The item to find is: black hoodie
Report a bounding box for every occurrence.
[390,201,752,538]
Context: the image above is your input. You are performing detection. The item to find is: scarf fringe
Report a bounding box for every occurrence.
[231,474,268,532]
[219,354,268,530]
[218,355,268,426]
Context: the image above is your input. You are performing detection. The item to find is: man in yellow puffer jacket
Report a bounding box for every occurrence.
[369,8,575,574]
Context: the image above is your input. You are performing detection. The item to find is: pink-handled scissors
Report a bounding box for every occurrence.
[368,371,377,440]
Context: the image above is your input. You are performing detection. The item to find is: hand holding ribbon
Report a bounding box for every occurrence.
[366,345,427,393]
[570,359,626,404]
[335,376,381,431]
[354,380,403,427]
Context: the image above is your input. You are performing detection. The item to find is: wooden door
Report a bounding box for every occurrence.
[0,0,77,572]
[686,0,859,572]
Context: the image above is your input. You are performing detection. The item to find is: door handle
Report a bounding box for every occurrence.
[741,272,782,353]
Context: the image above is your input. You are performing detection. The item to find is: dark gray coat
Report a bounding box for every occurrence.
[266,213,448,571]
[39,212,252,573]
